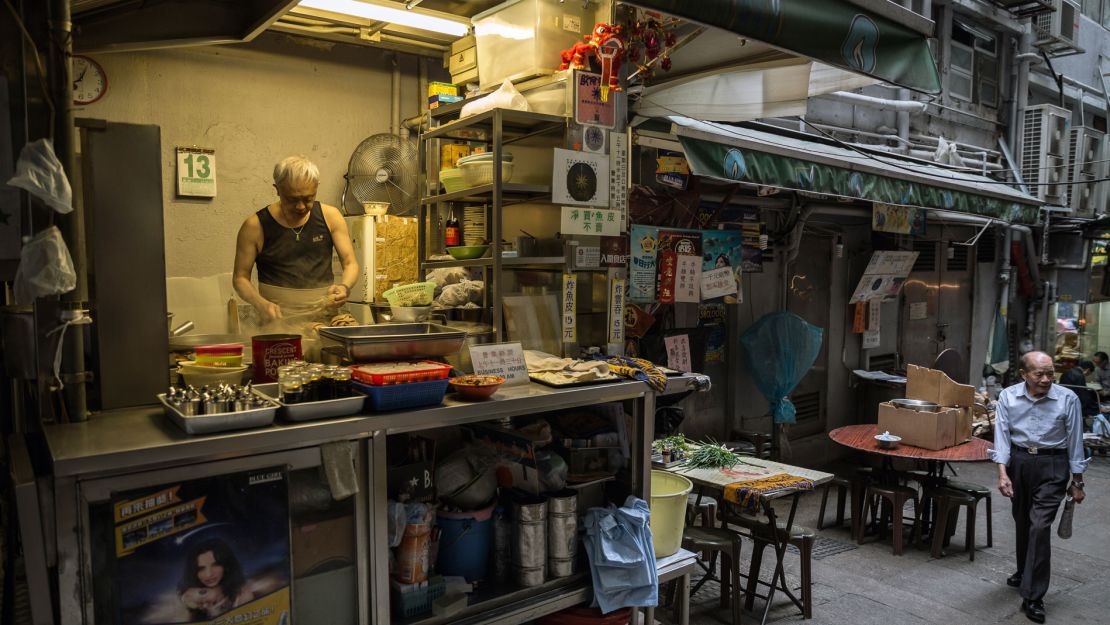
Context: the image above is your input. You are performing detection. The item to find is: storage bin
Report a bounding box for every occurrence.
[391,576,446,618]
[649,470,692,558]
[350,361,452,386]
[353,378,450,411]
[436,503,495,582]
[460,160,514,187]
[472,0,586,89]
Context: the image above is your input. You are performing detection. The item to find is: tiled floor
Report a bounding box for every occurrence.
[662,454,1110,625]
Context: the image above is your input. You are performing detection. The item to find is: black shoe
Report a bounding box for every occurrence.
[1021,599,1046,623]
[1007,572,1023,588]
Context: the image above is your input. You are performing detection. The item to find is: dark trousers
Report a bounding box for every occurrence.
[1007,449,1069,601]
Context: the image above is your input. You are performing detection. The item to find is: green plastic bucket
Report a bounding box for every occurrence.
[649,470,693,557]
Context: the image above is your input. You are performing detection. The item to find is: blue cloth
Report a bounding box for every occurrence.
[1092,414,1110,438]
[582,496,658,614]
[990,382,1089,475]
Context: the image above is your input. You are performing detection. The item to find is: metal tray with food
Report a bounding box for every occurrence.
[157,393,278,435]
[252,383,368,422]
[528,372,623,388]
[318,323,466,362]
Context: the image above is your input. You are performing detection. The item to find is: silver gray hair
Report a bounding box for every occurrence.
[273,155,319,187]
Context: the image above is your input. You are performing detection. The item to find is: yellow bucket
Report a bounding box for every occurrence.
[649,470,693,558]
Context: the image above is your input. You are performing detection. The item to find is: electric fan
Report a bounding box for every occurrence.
[341,133,419,216]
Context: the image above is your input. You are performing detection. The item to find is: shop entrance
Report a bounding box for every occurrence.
[900,238,974,382]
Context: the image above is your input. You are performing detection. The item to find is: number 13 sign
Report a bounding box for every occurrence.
[176,147,217,198]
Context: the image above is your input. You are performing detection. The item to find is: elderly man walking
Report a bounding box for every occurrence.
[992,351,1087,623]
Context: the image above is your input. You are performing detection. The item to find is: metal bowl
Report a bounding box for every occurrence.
[874,432,902,449]
[890,398,940,412]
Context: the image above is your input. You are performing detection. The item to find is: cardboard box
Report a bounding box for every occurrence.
[291,514,356,578]
[448,35,478,84]
[428,81,459,97]
[877,364,973,450]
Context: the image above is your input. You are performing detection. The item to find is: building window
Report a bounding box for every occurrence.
[951,20,999,108]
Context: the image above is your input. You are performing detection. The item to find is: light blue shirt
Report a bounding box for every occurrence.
[990,382,1088,474]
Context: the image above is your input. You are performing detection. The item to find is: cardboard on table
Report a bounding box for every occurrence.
[877,364,974,450]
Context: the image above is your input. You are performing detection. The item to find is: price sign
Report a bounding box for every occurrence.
[175,147,216,197]
[561,206,621,236]
[469,342,529,386]
[608,279,625,344]
[562,273,577,343]
[664,334,692,372]
[700,266,738,300]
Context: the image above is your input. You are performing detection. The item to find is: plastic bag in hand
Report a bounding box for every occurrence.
[460,79,531,119]
[6,139,73,214]
[14,226,76,304]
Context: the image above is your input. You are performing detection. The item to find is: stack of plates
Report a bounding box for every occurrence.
[463,205,486,245]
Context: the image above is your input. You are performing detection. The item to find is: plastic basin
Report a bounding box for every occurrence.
[649,470,692,558]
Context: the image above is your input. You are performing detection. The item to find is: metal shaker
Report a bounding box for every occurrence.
[511,494,547,587]
[547,490,578,578]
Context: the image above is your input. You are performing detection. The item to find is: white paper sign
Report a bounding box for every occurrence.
[664,334,692,372]
[574,245,600,269]
[909,301,928,320]
[175,147,216,197]
[674,255,702,303]
[562,273,577,343]
[849,251,919,303]
[561,206,620,236]
[553,148,610,206]
[609,131,629,231]
[608,279,625,344]
[862,329,881,349]
[700,266,738,300]
[469,342,529,385]
[868,299,881,332]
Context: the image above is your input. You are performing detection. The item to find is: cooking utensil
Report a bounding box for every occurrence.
[389,305,433,322]
[318,323,466,362]
[158,392,277,435]
[890,398,940,412]
[170,320,195,336]
[446,245,490,260]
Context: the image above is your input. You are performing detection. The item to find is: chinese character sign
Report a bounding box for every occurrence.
[664,334,693,372]
[562,273,577,343]
[674,255,701,303]
[561,206,620,236]
[608,279,625,344]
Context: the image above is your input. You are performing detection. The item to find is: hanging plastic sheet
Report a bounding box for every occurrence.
[739,311,823,424]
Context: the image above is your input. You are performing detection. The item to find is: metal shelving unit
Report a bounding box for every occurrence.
[418,108,570,345]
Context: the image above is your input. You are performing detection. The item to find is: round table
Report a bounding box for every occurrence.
[829,424,992,461]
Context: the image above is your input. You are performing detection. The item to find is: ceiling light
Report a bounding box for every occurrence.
[298,0,468,37]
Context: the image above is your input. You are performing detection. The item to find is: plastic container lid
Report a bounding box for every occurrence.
[194,343,244,356]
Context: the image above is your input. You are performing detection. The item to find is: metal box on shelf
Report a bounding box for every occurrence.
[449,35,479,85]
[472,0,586,89]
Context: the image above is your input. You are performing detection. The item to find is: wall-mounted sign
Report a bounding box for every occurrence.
[553,149,610,207]
[664,334,692,372]
[849,251,919,303]
[562,273,577,343]
[873,203,926,235]
[561,206,620,236]
[175,147,216,198]
[608,279,625,344]
[574,70,616,128]
[700,266,738,300]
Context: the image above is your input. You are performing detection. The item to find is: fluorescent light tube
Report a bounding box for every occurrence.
[298,0,468,37]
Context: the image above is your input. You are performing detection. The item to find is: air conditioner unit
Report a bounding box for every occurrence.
[1068,126,1107,218]
[1021,104,1071,206]
[1033,0,1082,54]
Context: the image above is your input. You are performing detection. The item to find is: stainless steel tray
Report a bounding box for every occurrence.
[158,393,277,435]
[318,323,466,362]
[252,383,367,422]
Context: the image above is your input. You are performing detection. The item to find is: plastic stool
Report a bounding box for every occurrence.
[945,480,993,548]
[858,484,919,556]
[681,527,744,625]
[817,475,852,530]
[927,486,979,560]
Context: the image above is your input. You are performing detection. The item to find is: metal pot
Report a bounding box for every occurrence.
[890,398,940,412]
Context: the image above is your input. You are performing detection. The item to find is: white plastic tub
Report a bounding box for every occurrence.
[472,0,586,90]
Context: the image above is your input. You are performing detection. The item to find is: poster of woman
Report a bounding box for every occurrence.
[110,467,292,625]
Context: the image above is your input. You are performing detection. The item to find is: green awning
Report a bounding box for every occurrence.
[624,0,941,94]
[669,117,1041,224]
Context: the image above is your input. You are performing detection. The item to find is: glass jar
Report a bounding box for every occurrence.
[280,372,304,404]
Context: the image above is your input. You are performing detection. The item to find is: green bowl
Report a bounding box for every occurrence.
[446,245,489,260]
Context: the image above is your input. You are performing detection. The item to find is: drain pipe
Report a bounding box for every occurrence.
[391,53,401,136]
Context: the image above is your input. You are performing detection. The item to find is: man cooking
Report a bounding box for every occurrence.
[233,155,359,322]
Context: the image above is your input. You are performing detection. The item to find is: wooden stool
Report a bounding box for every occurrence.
[817,475,852,530]
[858,484,919,555]
[681,527,744,625]
[945,480,993,548]
[927,487,979,560]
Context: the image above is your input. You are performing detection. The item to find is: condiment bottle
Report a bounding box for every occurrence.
[445,210,461,247]
[333,367,352,398]
[281,373,304,404]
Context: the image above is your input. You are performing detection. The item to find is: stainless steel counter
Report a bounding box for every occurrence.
[46,375,706,479]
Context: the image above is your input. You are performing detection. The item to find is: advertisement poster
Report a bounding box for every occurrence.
[111,468,292,625]
[574,70,616,129]
[740,211,764,273]
[600,236,629,267]
[872,203,926,235]
[699,303,727,363]
[849,251,920,303]
[657,251,677,304]
[702,229,743,298]
[657,229,702,257]
[630,225,659,303]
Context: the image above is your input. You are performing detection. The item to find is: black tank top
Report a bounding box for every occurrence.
[255,202,335,288]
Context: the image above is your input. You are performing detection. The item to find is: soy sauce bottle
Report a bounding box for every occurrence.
[445,210,461,247]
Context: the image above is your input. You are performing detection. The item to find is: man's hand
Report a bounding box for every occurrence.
[1071,484,1085,504]
[999,473,1014,498]
[327,284,350,307]
[260,300,282,323]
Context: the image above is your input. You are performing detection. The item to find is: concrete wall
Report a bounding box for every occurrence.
[74,32,435,278]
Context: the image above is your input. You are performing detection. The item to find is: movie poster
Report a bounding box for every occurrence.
[111,467,292,625]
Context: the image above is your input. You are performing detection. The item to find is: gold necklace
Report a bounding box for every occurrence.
[290,223,306,241]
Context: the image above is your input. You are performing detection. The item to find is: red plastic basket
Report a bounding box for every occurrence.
[349,361,452,386]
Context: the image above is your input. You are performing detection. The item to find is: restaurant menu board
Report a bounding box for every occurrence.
[562,273,577,343]
[849,251,919,303]
[111,468,292,625]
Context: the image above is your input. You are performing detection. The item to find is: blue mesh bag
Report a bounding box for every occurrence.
[739,311,824,424]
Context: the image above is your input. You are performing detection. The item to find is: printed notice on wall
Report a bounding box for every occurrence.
[175,147,216,198]
[469,342,528,386]
[868,299,881,332]
[700,266,738,300]
[909,301,929,320]
[562,273,577,343]
[849,251,919,303]
[664,334,692,372]
[608,279,625,345]
[674,255,702,303]
[561,206,621,236]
